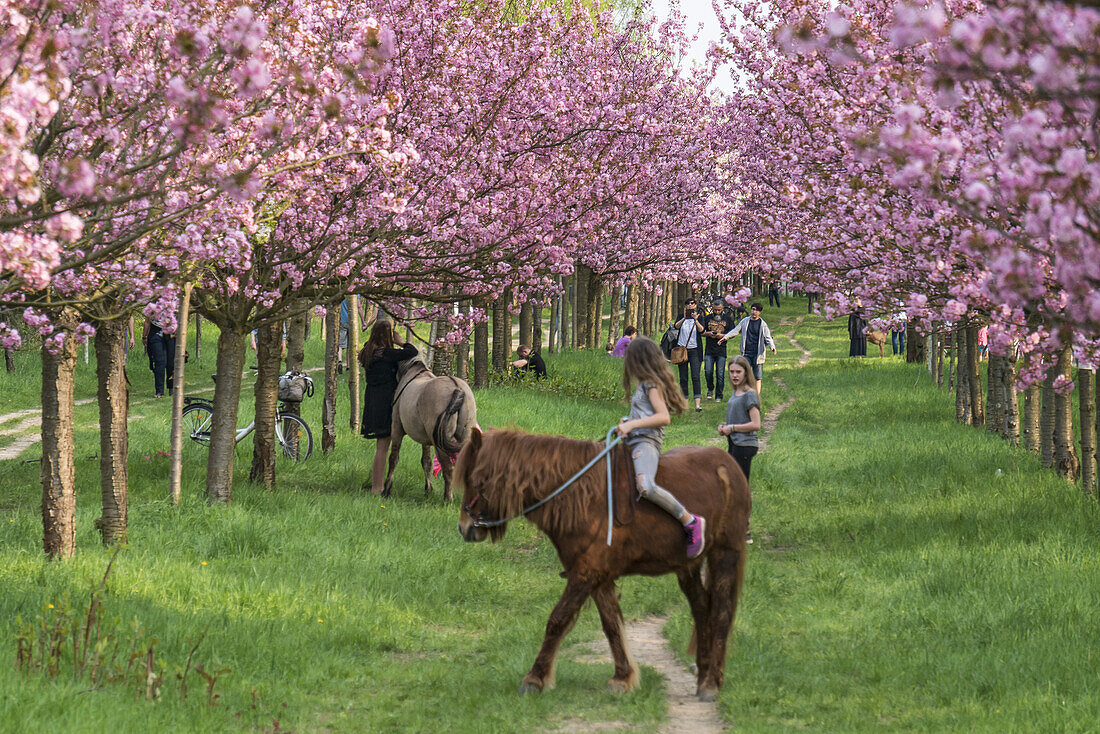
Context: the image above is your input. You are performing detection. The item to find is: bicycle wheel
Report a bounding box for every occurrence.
[181,402,214,447]
[275,412,313,461]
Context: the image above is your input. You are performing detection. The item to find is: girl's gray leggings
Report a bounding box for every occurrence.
[629,440,686,519]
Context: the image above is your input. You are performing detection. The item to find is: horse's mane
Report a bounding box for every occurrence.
[461,430,616,539]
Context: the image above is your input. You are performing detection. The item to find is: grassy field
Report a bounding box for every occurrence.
[2,300,1099,732]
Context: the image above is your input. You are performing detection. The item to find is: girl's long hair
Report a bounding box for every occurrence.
[360,319,395,370]
[728,354,758,395]
[622,337,687,414]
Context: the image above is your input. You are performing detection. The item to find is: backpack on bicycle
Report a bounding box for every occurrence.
[278,370,313,403]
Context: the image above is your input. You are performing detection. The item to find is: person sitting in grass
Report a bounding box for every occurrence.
[512,344,546,379]
[611,326,637,357]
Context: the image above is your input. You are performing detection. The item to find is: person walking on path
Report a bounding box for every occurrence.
[142,317,176,398]
[717,355,761,544]
[702,298,736,402]
[673,298,705,411]
[718,302,777,398]
[848,306,867,358]
[891,310,907,356]
[768,281,781,308]
[611,326,636,357]
[359,319,418,495]
[616,337,707,558]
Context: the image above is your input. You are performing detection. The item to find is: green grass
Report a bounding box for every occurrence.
[2,301,1099,732]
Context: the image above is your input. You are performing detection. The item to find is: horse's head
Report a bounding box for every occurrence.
[456,427,506,543]
[397,355,428,380]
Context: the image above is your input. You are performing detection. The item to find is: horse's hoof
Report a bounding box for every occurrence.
[608,673,638,694]
[518,681,543,695]
[696,688,718,702]
[380,487,392,498]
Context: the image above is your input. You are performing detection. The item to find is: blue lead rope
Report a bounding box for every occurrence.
[474,427,622,546]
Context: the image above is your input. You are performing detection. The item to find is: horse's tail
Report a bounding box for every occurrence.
[432,388,465,455]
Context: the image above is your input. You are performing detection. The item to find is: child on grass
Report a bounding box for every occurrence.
[717,355,762,481]
[616,336,707,558]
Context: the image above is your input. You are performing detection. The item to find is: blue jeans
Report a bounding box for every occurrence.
[892,330,906,355]
[704,354,727,399]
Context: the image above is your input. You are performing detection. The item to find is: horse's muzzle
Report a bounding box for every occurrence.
[458,519,488,543]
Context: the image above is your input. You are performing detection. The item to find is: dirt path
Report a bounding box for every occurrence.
[557,317,813,733]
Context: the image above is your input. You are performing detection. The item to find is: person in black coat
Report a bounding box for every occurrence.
[848,307,868,358]
[359,319,418,494]
[141,318,176,397]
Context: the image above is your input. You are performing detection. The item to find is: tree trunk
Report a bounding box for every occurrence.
[1040,359,1056,468]
[625,278,641,333]
[548,290,559,355]
[532,301,543,352]
[663,281,675,327]
[986,354,1001,433]
[607,284,622,349]
[456,301,471,380]
[965,326,983,426]
[906,324,924,364]
[322,307,338,454]
[1001,354,1020,445]
[1024,384,1041,453]
[648,287,658,336]
[503,290,514,359]
[1053,342,1080,480]
[574,265,589,348]
[584,274,601,349]
[205,327,246,503]
[1079,368,1096,496]
[432,312,454,375]
[194,314,202,363]
[955,330,969,424]
[474,299,489,388]
[561,276,572,350]
[519,301,533,350]
[348,295,361,433]
[41,312,79,558]
[249,320,281,487]
[491,296,506,373]
[4,346,14,372]
[169,283,193,506]
[95,317,129,545]
[946,330,955,391]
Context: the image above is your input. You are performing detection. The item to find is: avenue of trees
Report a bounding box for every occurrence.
[3,0,1099,560]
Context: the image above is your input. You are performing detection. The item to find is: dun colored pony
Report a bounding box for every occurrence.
[385,357,477,501]
[456,428,751,700]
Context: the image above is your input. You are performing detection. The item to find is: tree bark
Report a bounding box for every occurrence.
[1001,353,1020,445]
[519,301,533,350]
[584,273,601,349]
[906,324,924,364]
[1079,368,1096,496]
[574,265,589,348]
[456,301,471,380]
[986,354,1002,433]
[348,295,361,433]
[607,284,622,349]
[532,300,543,353]
[1053,341,1080,480]
[205,326,246,504]
[965,326,984,426]
[95,316,129,545]
[321,306,338,454]
[625,278,640,333]
[169,283,192,506]
[548,290,559,355]
[432,312,454,375]
[474,299,489,388]
[1024,383,1041,453]
[1040,358,1056,468]
[561,276,572,350]
[491,296,506,373]
[249,320,281,487]
[41,312,79,558]
[194,314,202,363]
[4,346,14,372]
[955,329,970,424]
[503,290,514,359]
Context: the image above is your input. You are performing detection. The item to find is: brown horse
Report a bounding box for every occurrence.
[456,428,751,700]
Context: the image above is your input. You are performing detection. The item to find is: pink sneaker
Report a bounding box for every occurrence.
[685,515,706,559]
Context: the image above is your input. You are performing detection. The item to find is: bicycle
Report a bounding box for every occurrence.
[181,371,314,461]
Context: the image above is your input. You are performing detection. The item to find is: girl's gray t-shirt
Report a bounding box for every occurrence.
[725,389,760,447]
[628,381,664,447]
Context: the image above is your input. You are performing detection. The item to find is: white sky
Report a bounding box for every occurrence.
[647,0,736,94]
